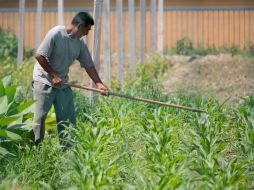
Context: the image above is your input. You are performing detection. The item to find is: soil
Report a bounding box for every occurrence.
[162,54,254,102]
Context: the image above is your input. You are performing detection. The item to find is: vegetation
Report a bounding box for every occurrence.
[165,37,254,58]
[0,76,34,157]
[0,29,253,189]
[0,61,253,189]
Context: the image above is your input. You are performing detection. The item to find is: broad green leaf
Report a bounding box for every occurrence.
[0,96,8,114]
[0,146,10,156]
[2,75,12,88]
[6,116,22,129]
[46,117,57,130]
[5,130,22,140]
[0,116,20,128]
[0,129,7,138]
[17,100,35,115]
[5,86,16,103]
[0,81,5,97]
[23,112,34,121]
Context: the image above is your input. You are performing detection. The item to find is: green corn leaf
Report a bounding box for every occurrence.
[0,96,8,115]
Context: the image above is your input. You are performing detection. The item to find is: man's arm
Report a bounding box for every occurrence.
[85,66,108,95]
[35,54,62,86]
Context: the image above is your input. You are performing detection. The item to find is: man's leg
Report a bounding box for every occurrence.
[32,81,55,145]
[54,87,76,149]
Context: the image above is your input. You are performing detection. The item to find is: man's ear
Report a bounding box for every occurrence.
[77,23,82,29]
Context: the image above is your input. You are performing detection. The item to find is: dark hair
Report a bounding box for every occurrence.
[71,12,94,26]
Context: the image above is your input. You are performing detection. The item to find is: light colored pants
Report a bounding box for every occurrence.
[32,81,76,146]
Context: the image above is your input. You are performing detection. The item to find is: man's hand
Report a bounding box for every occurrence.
[96,82,108,96]
[35,54,62,86]
[51,74,62,86]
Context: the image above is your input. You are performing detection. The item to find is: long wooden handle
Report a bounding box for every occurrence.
[64,83,208,114]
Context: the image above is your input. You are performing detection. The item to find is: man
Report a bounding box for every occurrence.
[32,12,107,147]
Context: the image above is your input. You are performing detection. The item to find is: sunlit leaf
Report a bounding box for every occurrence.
[2,75,12,87]
[0,96,8,114]
[5,86,16,103]
[0,116,20,128]
[17,100,35,115]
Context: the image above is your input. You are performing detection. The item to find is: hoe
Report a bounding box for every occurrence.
[64,82,208,114]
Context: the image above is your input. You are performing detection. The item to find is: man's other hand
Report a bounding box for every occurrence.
[52,74,63,86]
[96,83,108,96]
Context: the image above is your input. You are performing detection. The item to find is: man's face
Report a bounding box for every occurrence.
[77,23,92,37]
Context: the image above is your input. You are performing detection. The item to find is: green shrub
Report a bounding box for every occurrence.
[0,29,18,59]
[176,37,194,55]
[0,28,34,61]
[0,76,34,158]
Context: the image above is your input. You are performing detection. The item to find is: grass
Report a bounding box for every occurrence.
[0,89,253,189]
[0,31,254,188]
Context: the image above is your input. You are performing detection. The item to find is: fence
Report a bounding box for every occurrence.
[0,6,253,51]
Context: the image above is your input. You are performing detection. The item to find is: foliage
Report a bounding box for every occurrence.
[0,28,34,61]
[166,37,254,58]
[176,37,194,55]
[0,52,253,189]
[0,58,35,101]
[1,140,66,190]
[0,29,18,59]
[0,76,34,157]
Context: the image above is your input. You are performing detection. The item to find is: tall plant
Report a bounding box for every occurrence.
[0,76,34,157]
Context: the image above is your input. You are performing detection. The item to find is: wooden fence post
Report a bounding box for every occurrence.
[57,0,64,25]
[35,0,43,48]
[17,0,25,66]
[116,0,124,85]
[140,0,146,63]
[150,0,156,55]
[128,0,136,75]
[103,0,111,84]
[157,0,164,54]
[91,0,103,101]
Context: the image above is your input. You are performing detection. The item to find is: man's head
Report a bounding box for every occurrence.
[71,12,94,37]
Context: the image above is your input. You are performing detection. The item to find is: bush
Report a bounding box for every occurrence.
[0,29,18,59]
[0,28,34,61]
[176,37,194,55]
[0,76,34,158]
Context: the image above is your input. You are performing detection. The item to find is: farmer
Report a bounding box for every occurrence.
[32,12,107,148]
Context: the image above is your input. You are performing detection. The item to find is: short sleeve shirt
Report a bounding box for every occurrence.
[33,25,94,86]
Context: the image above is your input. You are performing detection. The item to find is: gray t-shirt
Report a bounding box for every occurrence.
[33,25,94,86]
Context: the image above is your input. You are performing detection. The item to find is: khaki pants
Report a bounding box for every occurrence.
[32,81,76,147]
